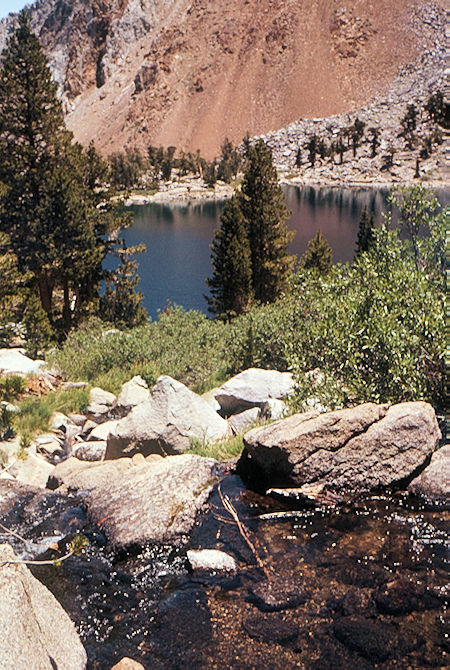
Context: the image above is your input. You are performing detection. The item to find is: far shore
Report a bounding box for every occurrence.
[124,174,449,206]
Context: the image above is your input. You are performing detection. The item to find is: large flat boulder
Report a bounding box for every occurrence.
[407,444,449,503]
[0,543,87,669]
[214,368,295,415]
[106,375,229,459]
[240,402,440,497]
[48,454,219,548]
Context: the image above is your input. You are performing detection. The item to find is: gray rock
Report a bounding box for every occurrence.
[88,387,116,417]
[241,402,440,497]
[88,419,119,441]
[261,398,288,421]
[113,375,150,417]
[73,441,107,462]
[9,453,54,488]
[187,549,237,572]
[50,412,74,432]
[0,543,87,669]
[215,368,295,415]
[67,413,88,427]
[228,407,260,434]
[0,348,45,376]
[80,419,97,439]
[106,375,229,459]
[407,444,449,502]
[49,454,219,548]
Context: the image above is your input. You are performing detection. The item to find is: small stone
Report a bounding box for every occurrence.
[187,549,237,572]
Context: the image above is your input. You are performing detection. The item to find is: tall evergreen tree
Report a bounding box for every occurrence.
[0,12,142,335]
[238,140,295,303]
[206,196,253,317]
[301,230,332,274]
[355,207,375,256]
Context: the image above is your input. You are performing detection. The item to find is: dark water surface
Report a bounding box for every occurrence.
[3,476,447,669]
[123,186,448,319]
[122,186,389,319]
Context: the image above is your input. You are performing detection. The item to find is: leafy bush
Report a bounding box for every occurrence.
[49,307,230,393]
[48,186,444,412]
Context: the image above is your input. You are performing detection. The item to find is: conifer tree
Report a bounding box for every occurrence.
[301,230,332,274]
[238,140,295,303]
[355,207,375,256]
[0,12,143,335]
[206,196,253,317]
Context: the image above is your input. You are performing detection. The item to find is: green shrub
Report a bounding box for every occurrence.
[189,432,245,461]
[49,307,230,393]
[14,387,90,438]
[0,375,26,402]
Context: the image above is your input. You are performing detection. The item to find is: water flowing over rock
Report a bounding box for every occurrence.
[407,444,449,503]
[215,368,295,416]
[0,543,87,670]
[239,401,440,496]
[106,375,229,459]
[49,454,219,548]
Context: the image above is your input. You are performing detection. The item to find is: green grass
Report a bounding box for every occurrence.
[189,432,245,461]
[13,386,90,441]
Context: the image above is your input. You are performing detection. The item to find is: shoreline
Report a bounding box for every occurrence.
[124,173,449,206]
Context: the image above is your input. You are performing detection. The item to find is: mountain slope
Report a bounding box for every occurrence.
[0,0,445,157]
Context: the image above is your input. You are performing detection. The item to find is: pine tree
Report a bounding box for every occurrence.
[355,207,375,256]
[206,196,253,317]
[101,241,147,328]
[0,12,143,335]
[301,230,332,274]
[238,140,295,303]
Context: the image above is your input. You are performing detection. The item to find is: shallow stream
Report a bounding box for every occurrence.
[2,475,448,668]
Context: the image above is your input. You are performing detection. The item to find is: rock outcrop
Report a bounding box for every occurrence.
[106,375,229,459]
[48,454,219,548]
[215,368,295,416]
[0,0,443,158]
[239,401,440,497]
[0,543,87,670]
[408,444,448,503]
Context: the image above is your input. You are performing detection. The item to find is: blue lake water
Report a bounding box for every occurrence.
[122,185,448,319]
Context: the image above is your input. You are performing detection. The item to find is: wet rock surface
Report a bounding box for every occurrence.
[49,454,220,548]
[0,472,447,668]
[408,444,449,502]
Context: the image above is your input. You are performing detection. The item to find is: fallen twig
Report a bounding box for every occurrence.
[0,521,28,543]
[218,484,270,578]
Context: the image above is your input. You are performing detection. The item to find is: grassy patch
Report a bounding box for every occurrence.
[13,386,90,441]
[189,432,245,461]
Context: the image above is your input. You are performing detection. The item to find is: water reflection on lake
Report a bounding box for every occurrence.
[122,185,447,319]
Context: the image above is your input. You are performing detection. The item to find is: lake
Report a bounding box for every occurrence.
[122,185,446,319]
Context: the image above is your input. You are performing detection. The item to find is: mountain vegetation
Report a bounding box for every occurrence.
[0,12,145,349]
[207,141,294,317]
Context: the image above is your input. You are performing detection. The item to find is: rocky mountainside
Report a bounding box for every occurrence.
[0,0,445,157]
